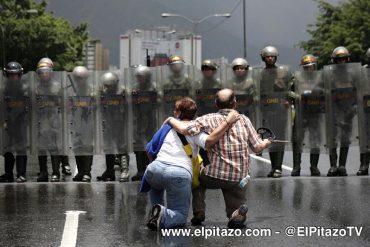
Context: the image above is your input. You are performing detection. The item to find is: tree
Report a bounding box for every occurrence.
[298,0,370,68]
[0,0,90,71]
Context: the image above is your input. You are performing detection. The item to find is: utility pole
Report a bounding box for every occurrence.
[243,0,247,58]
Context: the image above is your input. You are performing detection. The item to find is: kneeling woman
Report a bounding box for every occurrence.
[145,97,239,230]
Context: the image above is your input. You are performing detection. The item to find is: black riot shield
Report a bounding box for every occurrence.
[294,70,326,153]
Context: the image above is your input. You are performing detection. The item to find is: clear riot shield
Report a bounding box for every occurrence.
[0,72,3,154]
[158,64,194,121]
[324,63,361,150]
[65,71,98,155]
[0,72,32,155]
[194,65,222,116]
[358,67,370,153]
[294,70,326,153]
[97,70,127,155]
[254,66,292,152]
[225,65,257,125]
[126,67,159,152]
[31,71,65,155]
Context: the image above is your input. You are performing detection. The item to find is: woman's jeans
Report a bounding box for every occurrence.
[145,160,192,229]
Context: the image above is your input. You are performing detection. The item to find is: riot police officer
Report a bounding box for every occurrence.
[70,66,94,182]
[291,55,322,176]
[326,46,358,176]
[130,65,157,181]
[96,71,130,182]
[227,57,256,120]
[227,58,254,93]
[162,55,192,90]
[357,48,370,176]
[196,60,222,165]
[0,62,28,183]
[35,58,66,182]
[36,58,72,176]
[197,60,221,89]
[259,46,292,178]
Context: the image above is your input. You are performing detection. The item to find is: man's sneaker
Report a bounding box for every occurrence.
[0,173,14,183]
[37,172,49,182]
[228,204,248,229]
[82,175,91,182]
[62,165,72,176]
[119,170,129,182]
[147,204,163,231]
[51,175,60,182]
[16,176,27,183]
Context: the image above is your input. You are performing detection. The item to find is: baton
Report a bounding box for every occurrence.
[271,140,291,143]
[67,74,77,94]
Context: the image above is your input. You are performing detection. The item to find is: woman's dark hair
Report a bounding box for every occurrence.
[175,97,198,120]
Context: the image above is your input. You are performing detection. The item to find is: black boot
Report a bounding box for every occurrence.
[61,156,72,175]
[267,152,276,177]
[357,152,369,176]
[82,156,93,182]
[16,155,27,183]
[327,149,338,176]
[291,147,301,176]
[0,152,15,182]
[0,173,14,182]
[37,156,49,182]
[97,155,115,181]
[51,155,61,182]
[132,151,146,181]
[73,156,85,181]
[1,152,15,182]
[337,147,348,176]
[310,153,321,176]
[273,151,284,178]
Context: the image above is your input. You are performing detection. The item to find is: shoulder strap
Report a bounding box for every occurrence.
[176,132,193,158]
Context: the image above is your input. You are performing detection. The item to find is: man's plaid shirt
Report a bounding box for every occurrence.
[187,109,262,182]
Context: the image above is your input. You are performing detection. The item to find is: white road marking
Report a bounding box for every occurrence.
[250,154,293,172]
[60,210,86,247]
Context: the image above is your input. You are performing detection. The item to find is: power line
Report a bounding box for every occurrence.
[198,0,242,34]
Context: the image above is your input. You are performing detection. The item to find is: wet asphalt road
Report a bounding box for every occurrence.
[0,148,369,247]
